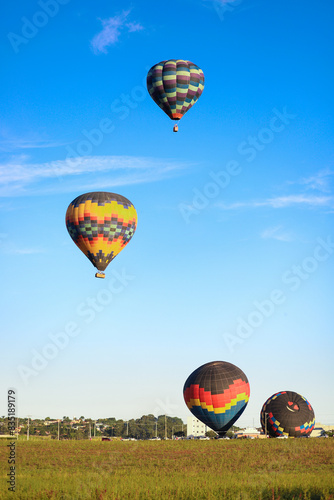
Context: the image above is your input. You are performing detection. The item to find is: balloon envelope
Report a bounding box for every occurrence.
[260,391,315,438]
[66,192,137,273]
[183,361,250,436]
[147,59,204,122]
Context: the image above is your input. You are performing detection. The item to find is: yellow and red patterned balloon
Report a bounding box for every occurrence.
[66,192,137,277]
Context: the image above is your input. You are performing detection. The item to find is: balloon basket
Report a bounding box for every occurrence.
[173,125,178,133]
[95,272,105,279]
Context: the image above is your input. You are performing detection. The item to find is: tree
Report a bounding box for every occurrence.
[206,431,217,439]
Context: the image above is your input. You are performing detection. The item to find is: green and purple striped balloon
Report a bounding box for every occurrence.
[147,60,205,123]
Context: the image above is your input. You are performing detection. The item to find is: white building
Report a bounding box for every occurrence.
[309,427,327,438]
[315,422,334,433]
[234,427,262,438]
[187,416,212,437]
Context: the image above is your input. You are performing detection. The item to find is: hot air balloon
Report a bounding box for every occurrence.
[147,59,205,132]
[260,391,315,438]
[66,192,137,278]
[183,361,250,437]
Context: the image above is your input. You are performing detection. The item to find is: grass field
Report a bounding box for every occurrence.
[1,438,334,499]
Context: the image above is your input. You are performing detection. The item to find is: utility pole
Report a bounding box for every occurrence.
[155,421,157,438]
[126,421,128,436]
[165,415,167,440]
[58,420,60,440]
[94,421,96,438]
[27,416,31,441]
[89,423,91,440]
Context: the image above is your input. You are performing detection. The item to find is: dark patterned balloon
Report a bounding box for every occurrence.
[183,361,250,436]
[260,391,315,438]
[147,60,204,124]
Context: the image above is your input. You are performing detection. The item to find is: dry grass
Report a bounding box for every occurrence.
[0,438,334,499]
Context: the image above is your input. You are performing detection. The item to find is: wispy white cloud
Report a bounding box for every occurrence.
[91,10,143,54]
[0,139,68,152]
[0,155,190,197]
[260,225,293,242]
[0,236,45,256]
[202,0,242,13]
[216,168,334,213]
[212,0,240,3]
[203,0,240,5]
[266,194,333,208]
[300,168,334,193]
[217,194,334,211]
[126,21,143,33]
[216,201,251,210]
[11,247,45,255]
[0,129,71,153]
[285,168,334,194]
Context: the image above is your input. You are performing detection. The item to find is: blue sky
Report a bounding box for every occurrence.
[1,0,333,427]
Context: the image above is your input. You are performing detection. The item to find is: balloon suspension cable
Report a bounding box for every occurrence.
[95,272,105,279]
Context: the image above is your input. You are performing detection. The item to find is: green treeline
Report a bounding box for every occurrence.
[0,414,185,440]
